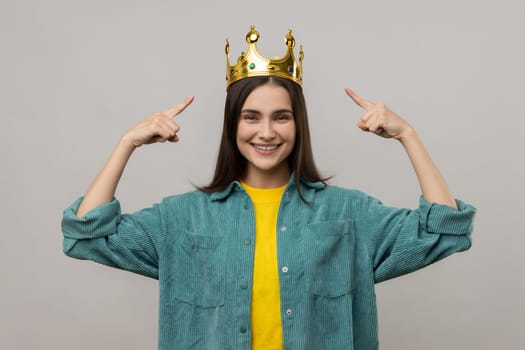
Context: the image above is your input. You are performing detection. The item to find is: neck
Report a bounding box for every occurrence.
[241,166,290,188]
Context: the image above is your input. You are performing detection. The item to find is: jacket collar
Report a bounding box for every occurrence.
[210,174,325,201]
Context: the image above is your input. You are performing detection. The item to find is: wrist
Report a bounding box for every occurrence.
[397,126,417,144]
[118,135,138,153]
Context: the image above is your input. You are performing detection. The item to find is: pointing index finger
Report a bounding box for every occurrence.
[164,96,195,119]
[345,88,373,110]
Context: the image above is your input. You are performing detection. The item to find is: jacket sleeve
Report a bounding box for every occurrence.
[354,194,476,283]
[61,197,167,279]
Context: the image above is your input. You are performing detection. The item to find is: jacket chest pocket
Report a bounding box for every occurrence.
[165,231,226,308]
[302,220,355,297]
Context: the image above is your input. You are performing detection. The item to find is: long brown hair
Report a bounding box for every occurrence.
[200,76,327,202]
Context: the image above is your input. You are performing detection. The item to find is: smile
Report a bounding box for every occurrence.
[252,144,280,151]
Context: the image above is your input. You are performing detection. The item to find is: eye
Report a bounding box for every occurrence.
[242,114,257,121]
[276,114,293,121]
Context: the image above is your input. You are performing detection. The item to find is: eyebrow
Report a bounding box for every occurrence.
[241,108,293,115]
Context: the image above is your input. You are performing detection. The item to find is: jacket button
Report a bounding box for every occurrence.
[240,283,248,290]
[244,239,251,246]
[281,266,288,273]
[240,326,247,333]
[280,226,287,232]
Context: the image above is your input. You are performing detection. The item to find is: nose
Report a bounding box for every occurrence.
[259,119,275,139]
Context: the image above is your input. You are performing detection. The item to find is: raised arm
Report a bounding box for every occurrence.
[344,88,457,209]
[76,96,194,217]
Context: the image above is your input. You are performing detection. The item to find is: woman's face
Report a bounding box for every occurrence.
[236,83,296,187]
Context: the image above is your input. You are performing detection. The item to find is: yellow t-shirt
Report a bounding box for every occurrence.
[242,181,285,350]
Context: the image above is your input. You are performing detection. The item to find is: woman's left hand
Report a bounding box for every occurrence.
[345,88,413,140]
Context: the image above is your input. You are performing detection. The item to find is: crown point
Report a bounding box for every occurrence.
[285,30,295,48]
[246,26,260,44]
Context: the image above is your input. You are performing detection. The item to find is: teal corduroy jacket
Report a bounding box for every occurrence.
[62,178,476,349]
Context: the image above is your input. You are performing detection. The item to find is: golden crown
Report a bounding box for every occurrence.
[225,25,303,89]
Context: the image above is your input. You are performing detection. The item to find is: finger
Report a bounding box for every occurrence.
[367,116,388,136]
[365,117,381,133]
[344,88,373,110]
[155,126,175,142]
[161,117,180,135]
[163,96,195,119]
[153,118,178,139]
[165,123,180,142]
[360,110,372,123]
[357,120,368,131]
[355,110,370,130]
[168,134,179,143]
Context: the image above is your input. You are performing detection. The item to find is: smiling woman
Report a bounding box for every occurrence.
[201,75,325,202]
[236,83,296,188]
[61,26,476,350]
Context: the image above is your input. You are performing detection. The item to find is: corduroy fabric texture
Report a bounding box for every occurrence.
[62,177,476,350]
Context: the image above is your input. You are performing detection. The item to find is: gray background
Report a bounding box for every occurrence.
[1,0,524,349]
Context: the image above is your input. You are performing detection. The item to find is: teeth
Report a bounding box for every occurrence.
[254,144,278,151]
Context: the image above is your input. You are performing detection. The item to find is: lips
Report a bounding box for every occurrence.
[252,144,280,152]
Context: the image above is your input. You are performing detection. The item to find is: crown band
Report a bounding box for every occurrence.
[225,25,303,89]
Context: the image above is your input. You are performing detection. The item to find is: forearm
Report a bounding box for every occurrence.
[399,128,458,209]
[76,138,136,218]
[73,97,193,218]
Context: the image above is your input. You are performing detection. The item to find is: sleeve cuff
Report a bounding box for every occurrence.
[61,197,121,239]
[419,196,476,235]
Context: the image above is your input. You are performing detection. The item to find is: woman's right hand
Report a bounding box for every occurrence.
[121,96,195,148]
[76,96,195,217]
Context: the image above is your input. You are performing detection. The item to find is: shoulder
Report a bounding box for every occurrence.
[160,189,214,207]
[316,184,371,202]
[151,190,222,227]
[311,185,389,215]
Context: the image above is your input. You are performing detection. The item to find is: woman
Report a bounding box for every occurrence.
[62,26,475,350]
